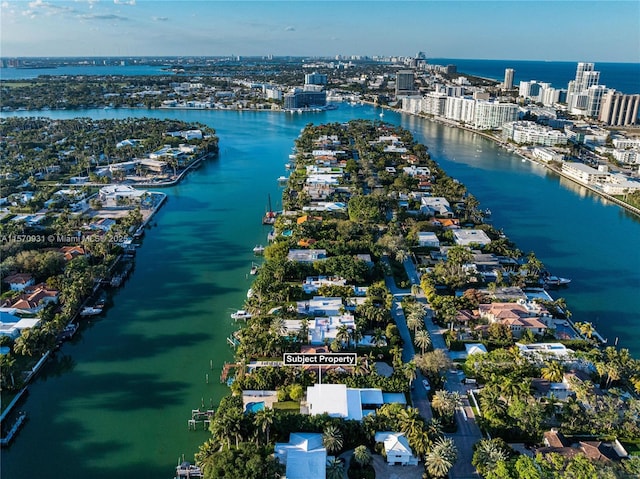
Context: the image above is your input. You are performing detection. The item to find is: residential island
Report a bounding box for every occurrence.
[0,117,218,443]
[183,120,640,479]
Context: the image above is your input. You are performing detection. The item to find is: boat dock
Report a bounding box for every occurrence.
[187,408,214,431]
[220,362,240,383]
[0,412,27,447]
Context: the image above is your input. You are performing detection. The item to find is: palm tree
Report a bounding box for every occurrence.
[398,407,423,442]
[472,438,509,475]
[425,437,457,478]
[351,328,363,348]
[574,321,595,340]
[326,458,345,479]
[194,438,219,477]
[353,356,370,376]
[372,328,386,347]
[402,361,417,389]
[414,329,432,354]
[253,408,275,445]
[353,445,372,468]
[431,390,461,419]
[406,314,421,333]
[299,318,309,344]
[541,361,565,383]
[336,324,350,347]
[322,425,344,455]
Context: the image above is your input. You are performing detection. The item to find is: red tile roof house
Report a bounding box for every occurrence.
[59,246,87,261]
[3,286,59,313]
[536,429,628,464]
[478,301,553,338]
[3,273,35,291]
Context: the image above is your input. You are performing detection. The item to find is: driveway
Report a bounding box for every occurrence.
[371,455,423,479]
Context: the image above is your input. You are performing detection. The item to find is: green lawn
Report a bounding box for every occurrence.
[272,401,300,411]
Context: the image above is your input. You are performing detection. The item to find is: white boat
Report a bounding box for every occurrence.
[277,176,288,183]
[231,310,252,320]
[544,275,571,286]
[80,307,103,317]
[250,263,259,275]
[253,245,265,255]
[176,462,202,478]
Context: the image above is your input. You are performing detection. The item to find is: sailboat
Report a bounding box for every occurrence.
[262,193,276,225]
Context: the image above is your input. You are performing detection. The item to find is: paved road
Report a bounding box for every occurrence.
[401,258,483,479]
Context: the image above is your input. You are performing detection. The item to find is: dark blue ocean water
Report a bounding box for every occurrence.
[2,59,639,94]
[432,58,640,94]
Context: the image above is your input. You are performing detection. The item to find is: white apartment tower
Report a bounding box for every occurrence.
[503,68,515,90]
[599,91,640,126]
[568,62,604,115]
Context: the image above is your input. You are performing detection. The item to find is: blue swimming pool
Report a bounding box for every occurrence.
[245,401,265,413]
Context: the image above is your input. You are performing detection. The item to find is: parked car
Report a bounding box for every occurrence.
[422,378,431,391]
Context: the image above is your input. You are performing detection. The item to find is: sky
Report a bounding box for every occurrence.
[1,0,639,62]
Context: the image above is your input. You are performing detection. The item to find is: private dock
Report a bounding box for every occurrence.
[219,362,240,383]
[187,408,214,431]
[1,412,27,447]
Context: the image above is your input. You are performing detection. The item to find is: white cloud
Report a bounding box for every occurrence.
[24,0,75,17]
[285,26,295,32]
[80,13,128,21]
[114,0,135,5]
[152,16,168,22]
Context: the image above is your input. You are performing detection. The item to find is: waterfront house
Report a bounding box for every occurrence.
[5,285,59,313]
[287,249,327,263]
[479,301,551,338]
[89,218,117,232]
[274,433,327,479]
[453,229,492,247]
[0,311,40,339]
[420,197,454,217]
[374,432,420,466]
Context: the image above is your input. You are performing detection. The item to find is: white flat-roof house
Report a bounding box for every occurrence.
[0,312,40,339]
[306,384,385,421]
[274,433,327,479]
[98,185,146,206]
[453,229,492,246]
[287,249,327,263]
[417,231,440,248]
[420,197,454,217]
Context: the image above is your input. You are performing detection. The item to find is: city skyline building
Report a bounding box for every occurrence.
[599,91,640,126]
[395,70,416,97]
[504,68,515,90]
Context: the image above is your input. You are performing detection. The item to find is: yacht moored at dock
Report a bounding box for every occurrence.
[231,310,252,321]
[80,307,103,317]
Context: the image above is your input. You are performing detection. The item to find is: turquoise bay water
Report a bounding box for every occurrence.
[1,106,638,478]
